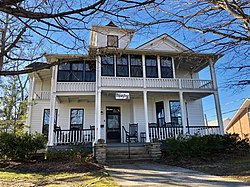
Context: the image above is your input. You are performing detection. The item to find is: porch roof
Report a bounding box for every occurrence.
[90,47,223,73]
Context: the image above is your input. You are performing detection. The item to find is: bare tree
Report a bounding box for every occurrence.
[127,0,250,87]
[0,0,156,75]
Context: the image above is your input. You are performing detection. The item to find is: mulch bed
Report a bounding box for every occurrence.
[0,160,103,174]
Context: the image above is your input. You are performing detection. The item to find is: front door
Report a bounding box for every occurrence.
[106,107,121,143]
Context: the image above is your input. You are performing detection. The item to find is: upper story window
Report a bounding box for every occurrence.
[117,55,129,77]
[107,35,118,48]
[146,55,158,78]
[101,55,114,76]
[160,57,173,78]
[58,61,96,82]
[130,55,142,77]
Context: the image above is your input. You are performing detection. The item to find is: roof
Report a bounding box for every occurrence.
[225,98,250,131]
[25,62,48,69]
[136,33,192,52]
[89,47,222,73]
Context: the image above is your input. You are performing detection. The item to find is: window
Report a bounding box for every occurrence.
[130,55,142,77]
[117,55,129,77]
[101,55,114,76]
[146,55,158,78]
[169,101,182,126]
[58,61,96,82]
[156,101,165,127]
[107,35,118,48]
[42,109,58,138]
[70,109,84,130]
[85,61,96,82]
[161,57,173,78]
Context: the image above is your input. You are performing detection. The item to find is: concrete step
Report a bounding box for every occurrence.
[107,153,150,160]
[106,158,153,164]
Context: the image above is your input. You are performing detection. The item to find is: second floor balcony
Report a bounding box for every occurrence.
[53,77,213,93]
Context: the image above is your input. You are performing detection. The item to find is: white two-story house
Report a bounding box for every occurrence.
[26,22,224,146]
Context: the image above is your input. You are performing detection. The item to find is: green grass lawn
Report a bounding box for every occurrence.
[0,161,119,187]
[0,169,118,187]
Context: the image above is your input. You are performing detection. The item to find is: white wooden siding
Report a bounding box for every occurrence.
[186,99,205,126]
[30,101,50,133]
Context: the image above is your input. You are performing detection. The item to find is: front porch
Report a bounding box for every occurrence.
[52,125,220,145]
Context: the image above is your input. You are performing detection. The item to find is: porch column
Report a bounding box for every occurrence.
[26,73,35,132]
[179,91,187,134]
[48,66,57,146]
[48,94,56,146]
[143,90,150,142]
[209,59,224,135]
[94,89,102,142]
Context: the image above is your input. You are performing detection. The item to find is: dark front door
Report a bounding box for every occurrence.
[106,107,121,143]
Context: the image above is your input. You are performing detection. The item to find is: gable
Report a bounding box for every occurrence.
[137,34,191,52]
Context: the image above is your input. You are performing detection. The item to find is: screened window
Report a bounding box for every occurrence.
[130,55,142,77]
[117,55,129,77]
[42,109,58,138]
[58,61,96,82]
[169,101,182,126]
[107,35,118,48]
[146,55,158,78]
[70,109,84,130]
[101,55,114,76]
[161,57,173,78]
[85,62,96,81]
[156,101,165,127]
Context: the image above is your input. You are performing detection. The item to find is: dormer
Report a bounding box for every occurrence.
[89,21,135,49]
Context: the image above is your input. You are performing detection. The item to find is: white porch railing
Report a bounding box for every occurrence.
[149,126,220,141]
[101,77,144,87]
[146,78,179,88]
[33,91,51,100]
[181,79,213,89]
[56,82,96,92]
[101,77,213,90]
[54,129,95,145]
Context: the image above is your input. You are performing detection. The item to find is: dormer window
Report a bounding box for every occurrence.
[107,35,118,48]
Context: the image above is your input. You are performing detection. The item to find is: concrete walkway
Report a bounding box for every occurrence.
[105,161,250,187]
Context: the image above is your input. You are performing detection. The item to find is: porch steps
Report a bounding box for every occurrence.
[106,143,152,163]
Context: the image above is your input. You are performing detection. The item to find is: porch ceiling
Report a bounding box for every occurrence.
[184,92,212,100]
[56,95,95,103]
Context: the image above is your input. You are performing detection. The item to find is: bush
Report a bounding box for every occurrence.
[162,133,250,159]
[0,132,46,161]
[46,146,92,162]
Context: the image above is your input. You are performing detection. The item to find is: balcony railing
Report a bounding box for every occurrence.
[149,126,220,141]
[101,77,213,90]
[33,91,51,100]
[56,82,96,92]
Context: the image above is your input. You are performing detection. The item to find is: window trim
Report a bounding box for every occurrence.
[160,56,173,78]
[42,109,58,137]
[169,100,182,126]
[70,108,84,130]
[130,55,143,77]
[107,35,118,48]
[155,101,165,127]
[116,54,129,77]
[57,61,96,82]
[145,55,158,78]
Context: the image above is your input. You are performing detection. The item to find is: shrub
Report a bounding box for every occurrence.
[46,146,92,162]
[162,133,250,159]
[0,132,46,161]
